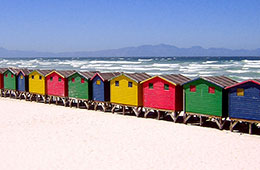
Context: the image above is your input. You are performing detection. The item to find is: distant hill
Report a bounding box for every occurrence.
[0,44,259,58]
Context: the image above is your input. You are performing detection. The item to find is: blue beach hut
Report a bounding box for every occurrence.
[17,69,31,92]
[225,79,260,134]
[90,72,120,102]
[225,79,260,121]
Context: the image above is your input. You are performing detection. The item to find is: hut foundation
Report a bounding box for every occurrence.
[111,103,142,117]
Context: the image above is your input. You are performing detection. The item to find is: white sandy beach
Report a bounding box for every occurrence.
[0,98,260,170]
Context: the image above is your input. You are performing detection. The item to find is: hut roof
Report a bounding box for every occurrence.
[18,68,32,76]
[46,70,76,78]
[141,74,190,85]
[183,76,237,88]
[0,68,7,74]
[36,70,53,76]
[68,71,96,80]
[91,72,120,81]
[6,68,21,75]
[225,79,260,89]
[110,73,151,83]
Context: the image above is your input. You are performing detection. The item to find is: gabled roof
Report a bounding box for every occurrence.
[0,68,7,74]
[110,73,151,83]
[91,72,120,81]
[5,67,21,75]
[45,70,76,78]
[141,74,190,86]
[183,76,237,88]
[29,70,53,76]
[68,71,96,80]
[225,79,260,89]
[17,68,32,76]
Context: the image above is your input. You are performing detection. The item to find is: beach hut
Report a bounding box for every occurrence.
[45,70,75,105]
[225,79,260,134]
[16,69,30,92]
[183,76,237,129]
[28,70,52,102]
[90,72,120,111]
[67,71,95,108]
[110,73,151,116]
[140,74,190,121]
[3,68,20,91]
[0,68,6,89]
[0,68,6,96]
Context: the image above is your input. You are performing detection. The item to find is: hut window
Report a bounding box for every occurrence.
[208,86,215,94]
[149,83,153,89]
[81,78,85,83]
[32,75,34,79]
[39,76,42,80]
[11,74,13,78]
[128,82,133,87]
[5,74,7,77]
[164,84,169,90]
[50,77,53,81]
[58,77,62,82]
[20,75,23,79]
[72,78,75,82]
[190,85,196,92]
[115,81,119,86]
[96,80,101,85]
[237,88,244,96]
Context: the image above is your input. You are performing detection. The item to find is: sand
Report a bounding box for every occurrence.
[0,97,260,170]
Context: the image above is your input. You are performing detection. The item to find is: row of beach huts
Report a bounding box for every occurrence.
[0,67,260,134]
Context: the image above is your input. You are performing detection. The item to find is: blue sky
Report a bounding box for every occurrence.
[0,0,259,52]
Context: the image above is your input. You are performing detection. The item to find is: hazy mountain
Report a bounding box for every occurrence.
[0,44,259,58]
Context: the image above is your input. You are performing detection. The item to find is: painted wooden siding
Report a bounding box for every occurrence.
[92,76,105,101]
[4,70,16,90]
[110,75,139,106]
[17,72,28,92]
[0,74,3,89]
[46,72,67,97]
[29,71,46,95]
[184,79,223,117]
[228,82,260,121]
[143,77,175,110]
[68,73,90,99]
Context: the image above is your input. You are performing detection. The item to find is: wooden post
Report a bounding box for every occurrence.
[122,106,125,115]
[200,115,204,126]
[144,109,150,118]
[157,111,161,120]
[249,123,253,134]
[94,102,98,111]
[183,114,192,124]
[111,105,116,113]
[77,100,80,108]
[133,107,140,117]
[230,120,238,132]
[49,96,52,104]
[84,101,90,110]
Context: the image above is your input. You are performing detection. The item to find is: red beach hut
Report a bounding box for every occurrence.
[45,70,75,97]
[141,74,190,121]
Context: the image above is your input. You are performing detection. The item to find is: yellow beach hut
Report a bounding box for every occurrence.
[28,70,52,99]
[109,73,151,116]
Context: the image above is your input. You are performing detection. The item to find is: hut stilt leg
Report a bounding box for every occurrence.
[122,106,125,115]
[133,107,140,117]
[144,109,150,118]
[94,103,98,111]
[230,121,238,132]
[63,98,67,107]
[215,118,226,130]
[49,96,52,104]
[157,111,161,120]
[69,99,73,108]
[249,123,253,134]
[111,105,116,114]
[55,97,58,105]
[84,101,90,110]
[101,103,106,112]
[183,114,192,124]
[77,100,80,108]
[200,115,204,126]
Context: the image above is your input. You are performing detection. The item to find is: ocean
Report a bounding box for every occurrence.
[1,56,260,81]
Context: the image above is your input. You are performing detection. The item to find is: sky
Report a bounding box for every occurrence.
[0,0,259,52]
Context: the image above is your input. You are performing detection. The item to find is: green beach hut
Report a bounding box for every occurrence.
[183,76,237,129]
[67,71,95,107]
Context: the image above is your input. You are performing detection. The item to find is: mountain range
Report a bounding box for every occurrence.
[0,44,259,58]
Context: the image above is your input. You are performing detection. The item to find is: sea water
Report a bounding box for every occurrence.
[1,56,260,81]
